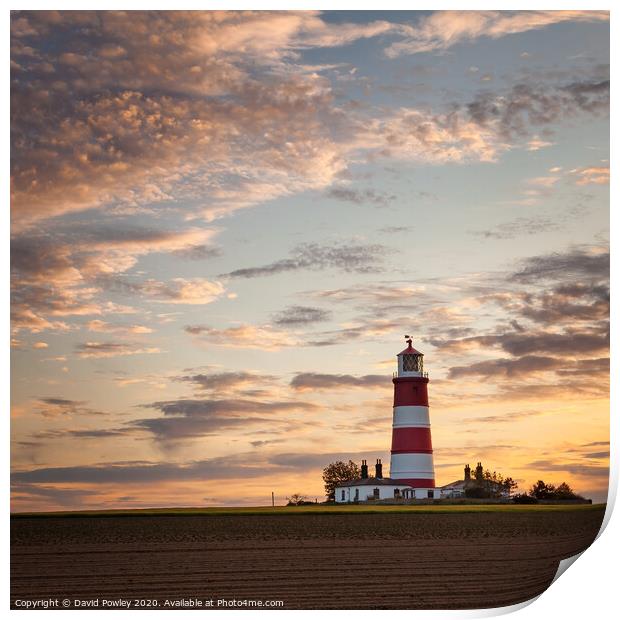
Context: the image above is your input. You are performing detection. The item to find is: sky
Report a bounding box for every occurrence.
[10,10,609,511]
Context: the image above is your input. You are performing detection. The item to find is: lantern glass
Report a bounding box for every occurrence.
[403,353,423,372]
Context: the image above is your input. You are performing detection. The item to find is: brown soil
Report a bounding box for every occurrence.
[10,509,605,609]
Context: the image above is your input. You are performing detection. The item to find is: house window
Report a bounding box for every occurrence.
[341,490,345,501]
[394,489,400,498]
[373,488,380,499]
[427,490,434,499]
[354,489,359,500]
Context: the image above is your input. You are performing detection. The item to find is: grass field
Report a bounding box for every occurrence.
[11,502,604,518]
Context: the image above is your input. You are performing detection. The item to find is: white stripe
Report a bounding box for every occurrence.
[390,452,435,479]
[392,405,430,428]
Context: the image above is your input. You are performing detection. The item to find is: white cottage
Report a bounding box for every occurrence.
[335,459,441,503]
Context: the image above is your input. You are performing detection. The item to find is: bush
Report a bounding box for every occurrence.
[465,485,491,499]
[513,493,538,504]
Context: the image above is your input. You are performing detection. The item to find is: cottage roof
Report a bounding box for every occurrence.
[440,480,466,489]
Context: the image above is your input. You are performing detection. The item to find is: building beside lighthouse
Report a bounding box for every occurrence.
[335,338,441,502]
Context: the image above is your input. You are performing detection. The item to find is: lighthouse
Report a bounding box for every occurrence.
[389,337,436,492]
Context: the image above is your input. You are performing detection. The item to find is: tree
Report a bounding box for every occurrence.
[465,485,489,499]
[322,460,360,501]
[502,477,518,496]
[528,480,584,500]
[286,493,309,506]
[467,468,517,498]
[553,482,583,500]
[529,480,556,500]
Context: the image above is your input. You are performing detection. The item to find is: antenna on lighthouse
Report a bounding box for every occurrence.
[405,334,412,346]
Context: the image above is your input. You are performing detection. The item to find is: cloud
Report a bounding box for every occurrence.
[11,448,358,486]
[185,324,294,350]
[512,247,609,282]
[464,79,608,143]
[379,226,412,234]
[223,241,389,278]
[420,246,608,401]
[10,10,609,238]
[86,320,153,334]
[312,282,432,307]
[134,398,318,440]
[117,278,226,305]
[12,11,395,229]
[76,342,160,358]
[526,136,553,151]
[175,371,277,394]
[11,456,275,484]
[11,482,101,507]
[290,372,387,391]
[12,227,217,285]
[525,459,609,479]
[449,355,560,379]
[438,327,608,358]
[471,215,561,240]
[462,410,545,424]
[359,107,505,164]
[326,187,396,206]
[186,313,408,350]
[11,226,220,333]
[272,305,332,326]
[31,427,129,440]
[572,166,610,186]
[35,397,104,417]
[385,11,609,57]
[307,317,407,347]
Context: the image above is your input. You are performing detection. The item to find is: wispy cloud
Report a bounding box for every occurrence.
[185,324,294,351]
[326,187,397,206]
[385,11,609,57]
[76,342,160,359]
[134,398,318,441]
[290,373,387,391]
[223,241,389,278]
[272,305,332,326]
[35,397,104,418]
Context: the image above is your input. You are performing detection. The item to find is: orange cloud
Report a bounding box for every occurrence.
[574,166,610,186]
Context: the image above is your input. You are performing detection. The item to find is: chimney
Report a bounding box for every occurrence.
[475,462,483,481]
[360,460,368,479]
[464,464,471,481]
[375,458,383,479]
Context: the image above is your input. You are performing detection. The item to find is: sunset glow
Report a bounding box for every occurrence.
[11,10,609,511]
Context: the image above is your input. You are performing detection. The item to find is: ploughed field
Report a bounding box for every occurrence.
[11,506,605,610]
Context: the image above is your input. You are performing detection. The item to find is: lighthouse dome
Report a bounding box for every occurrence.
[397,343,423,356]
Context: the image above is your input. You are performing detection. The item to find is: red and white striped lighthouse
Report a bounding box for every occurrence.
[389,337,436,489]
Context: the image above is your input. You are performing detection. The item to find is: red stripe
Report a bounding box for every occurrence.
[393,377,429,407]
[391,426,433,453]
[391,478,436,488]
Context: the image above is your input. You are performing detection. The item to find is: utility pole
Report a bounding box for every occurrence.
[271,491,275,507]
